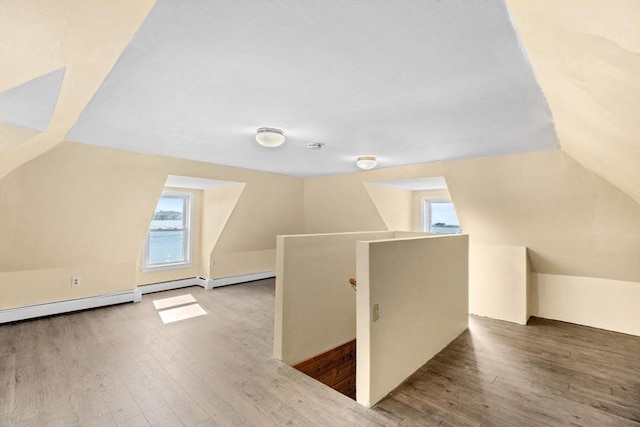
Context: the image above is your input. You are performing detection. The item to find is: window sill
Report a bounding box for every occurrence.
[141,262,193,273]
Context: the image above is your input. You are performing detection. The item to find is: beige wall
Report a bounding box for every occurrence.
[303,174,386,233]
[0,142,165,273]
[1,140,638,338]
[531,273,640,336]
[200,184,245,278]
[303,150,638,335]
[469,243,529,325]
[507,0,640,203]
[0,0,156,180]
[356,234,469,407]
[274,231,393,365]
[0,141,304,308]
[363,183,412,231]
[211,174,304,278]
[0,262,135,309]
[305,150,639,283]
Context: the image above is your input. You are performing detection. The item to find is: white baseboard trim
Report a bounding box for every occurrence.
[210,271,276,288]
[138,277,208,294]
[0,290,140,324]
[0,273,276,324]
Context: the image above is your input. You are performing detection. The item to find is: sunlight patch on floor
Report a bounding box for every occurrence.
[152,293,196,310]
[152,293,206,324]
[158,303,207,324]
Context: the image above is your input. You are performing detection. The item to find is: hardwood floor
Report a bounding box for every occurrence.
[293,340,356,400]
[375,316,640,427]
[0,279,638,426]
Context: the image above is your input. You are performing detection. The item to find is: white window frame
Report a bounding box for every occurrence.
[142,190,194,271]
[421,196,461,234]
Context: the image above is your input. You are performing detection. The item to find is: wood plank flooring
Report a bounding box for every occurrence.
[0,279,638,426]
[293,339,356,400]
[375,315,640,427]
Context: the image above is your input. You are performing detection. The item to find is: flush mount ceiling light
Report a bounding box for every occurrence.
[256,127,285,147]
[356,156,377,170]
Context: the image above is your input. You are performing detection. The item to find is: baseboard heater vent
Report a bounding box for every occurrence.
[293,339,356,400]
[0,289,142,324]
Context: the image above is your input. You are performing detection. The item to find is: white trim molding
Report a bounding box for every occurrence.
[0,290,140,324]
[119,272,276,295]
[138,277,207,294]
[0,273,276,324]
[209,271,276,288]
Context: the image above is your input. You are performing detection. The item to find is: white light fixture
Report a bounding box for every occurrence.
[256,127,285,147]
[356,156,377,170]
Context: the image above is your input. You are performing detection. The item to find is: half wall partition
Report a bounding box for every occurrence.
[274,231,468,407]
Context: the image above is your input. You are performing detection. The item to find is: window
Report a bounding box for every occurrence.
[422,198,461,234]
[143,191,193,271]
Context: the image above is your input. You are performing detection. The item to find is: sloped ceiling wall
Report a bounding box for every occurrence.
[0,1,637,300]
[0,0,155,179]
[507,0,640,202]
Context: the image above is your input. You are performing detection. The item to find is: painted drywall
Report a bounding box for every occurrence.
[210,249,276,280]
[363,182,412,231]
[274,231,393,365]
[356,234,469,407]
[306,150,639,283]
[0,262,134,310]
[0,142,164,273]
[304,150,638,335]
[303,174,387,233]
[444,152,640,283]
[0,141,304,308]
[210,175,304,278]
[392,231,434,239]
[507,0,640,203]
[469,243,529,325]
[200,184,245,278]
[0,124,39,154]
[0,0,156,179]
[531,273,640,336]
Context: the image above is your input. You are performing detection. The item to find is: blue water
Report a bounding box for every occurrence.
[148,220,184,264]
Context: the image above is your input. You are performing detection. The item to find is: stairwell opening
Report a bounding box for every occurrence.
[292,340,356,400]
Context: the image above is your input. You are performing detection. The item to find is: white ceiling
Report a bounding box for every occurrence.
[165,175,242,190]
[369,177,448,192]
[0,68,65,131]
[66,0,558,178]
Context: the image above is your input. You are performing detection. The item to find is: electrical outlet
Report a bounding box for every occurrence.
[373,303,380,321]
[211,260,216,267]
[71,276,81,287]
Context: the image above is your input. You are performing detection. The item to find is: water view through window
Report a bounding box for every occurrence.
[146,195,189,266]
[429,202,461,234]
[149,221,184,264]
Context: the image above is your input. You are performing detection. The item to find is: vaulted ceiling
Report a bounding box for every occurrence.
[507,0,640,202]
[1,1,637,200]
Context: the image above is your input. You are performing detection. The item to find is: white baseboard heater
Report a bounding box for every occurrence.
[0,289,142,324]
[1,271,275,324]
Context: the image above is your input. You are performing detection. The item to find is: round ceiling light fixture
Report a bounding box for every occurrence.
[256,127,285,147]
[356,156,377,170]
